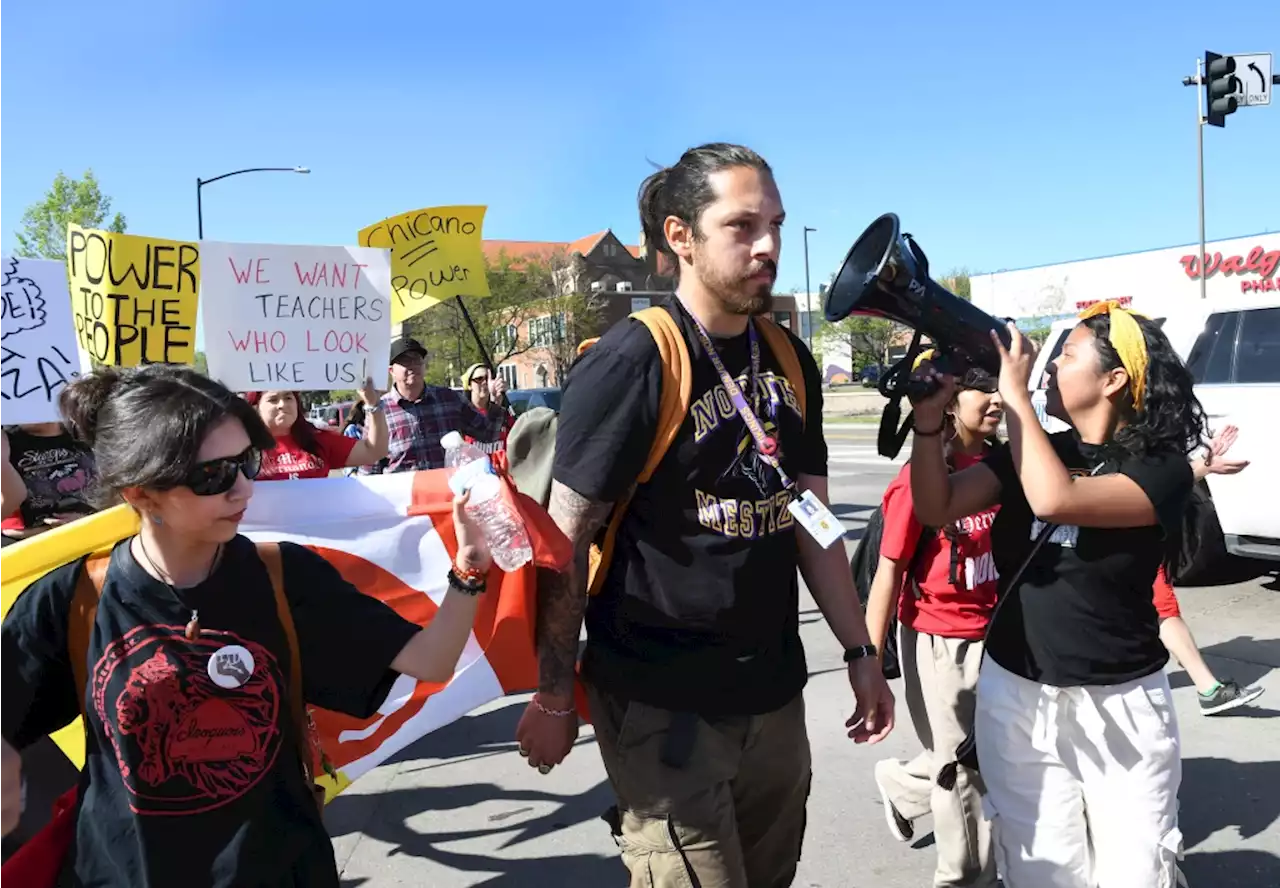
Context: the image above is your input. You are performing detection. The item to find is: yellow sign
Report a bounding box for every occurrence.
[1,505,142,766]
[65,225,200,366]
[358,205,491,325]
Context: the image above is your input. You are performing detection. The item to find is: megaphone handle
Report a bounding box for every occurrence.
[903,234,930,278]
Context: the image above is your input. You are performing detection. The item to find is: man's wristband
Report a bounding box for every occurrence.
[843,644,878,663]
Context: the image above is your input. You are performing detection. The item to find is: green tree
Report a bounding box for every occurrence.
[406,250,569,388]
[819,315,899,373]
[14,170,127,260]
[193,350,209,376]
[941,267,972,301]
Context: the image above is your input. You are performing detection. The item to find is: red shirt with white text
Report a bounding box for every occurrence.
[880,453,1000,639]
[258,431,357,480]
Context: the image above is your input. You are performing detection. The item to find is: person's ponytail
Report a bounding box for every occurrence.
[59,366,126,448]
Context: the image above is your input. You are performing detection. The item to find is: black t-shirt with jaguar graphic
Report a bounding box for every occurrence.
[553,298,828,716]
[1,535,420,887]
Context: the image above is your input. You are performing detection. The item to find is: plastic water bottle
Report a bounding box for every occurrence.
[440,432,533,572]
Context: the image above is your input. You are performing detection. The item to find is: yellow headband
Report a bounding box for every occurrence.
[1078,301,1149,412]
[911,348,937,372]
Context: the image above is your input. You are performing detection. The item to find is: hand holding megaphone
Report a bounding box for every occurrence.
[990,322,1038,406]
[907,362,956,433]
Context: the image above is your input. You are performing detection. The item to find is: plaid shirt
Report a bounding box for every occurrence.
[360,385,510,473]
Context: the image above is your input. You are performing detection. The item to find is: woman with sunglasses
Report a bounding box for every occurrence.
[1,364,492,887]
[865,354,1003,888]
[246,380,388,480]
[909,304,1203,888]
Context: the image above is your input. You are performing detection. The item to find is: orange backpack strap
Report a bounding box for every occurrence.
[69,554,111,710]
[586,307,692,596]
[257,544,311,775]
[755,317,808,423]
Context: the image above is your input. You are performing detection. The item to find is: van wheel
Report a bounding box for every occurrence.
[1169,481,1227,586]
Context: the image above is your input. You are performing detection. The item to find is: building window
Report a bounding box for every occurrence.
[493,324,517,353]
[529,313,566,348]
[536,365,550,387]
[772,311,792,330]
[498,365,519,390]
[603,242,617,258]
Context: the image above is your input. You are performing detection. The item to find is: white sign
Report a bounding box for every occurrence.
[200,242,393,392]
[630,296,651,313]
[1231,52,1272,107]
[1,257,90,423]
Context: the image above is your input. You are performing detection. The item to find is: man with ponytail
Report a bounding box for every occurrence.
[517,143,893,887]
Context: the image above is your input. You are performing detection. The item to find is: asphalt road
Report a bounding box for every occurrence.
[330,423,1280,887]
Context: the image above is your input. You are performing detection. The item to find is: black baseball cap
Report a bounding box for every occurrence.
[390,336,427,363]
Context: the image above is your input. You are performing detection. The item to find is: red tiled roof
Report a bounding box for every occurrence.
[481,229,640,266]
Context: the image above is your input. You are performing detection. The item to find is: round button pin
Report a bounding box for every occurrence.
[208,644,256,689]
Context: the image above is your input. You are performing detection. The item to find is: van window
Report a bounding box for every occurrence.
[1185,312,1238,385]
[1235,307,1280,384]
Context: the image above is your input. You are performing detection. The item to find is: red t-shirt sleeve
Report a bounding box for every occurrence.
[879,464,924,562]
[316,428,359,470]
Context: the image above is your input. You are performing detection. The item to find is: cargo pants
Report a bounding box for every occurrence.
[587,683,812,888]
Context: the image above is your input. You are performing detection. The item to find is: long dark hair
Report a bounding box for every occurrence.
[243,390,323,457]
[1078,313,1206,460]
[1079,313,1207,572]
[59,365,274,508]
[638,142,772,282]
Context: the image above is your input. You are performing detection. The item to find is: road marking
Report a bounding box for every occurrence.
[828,445,907,468]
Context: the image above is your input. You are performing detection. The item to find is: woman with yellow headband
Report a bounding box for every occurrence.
[908,301,1205,888]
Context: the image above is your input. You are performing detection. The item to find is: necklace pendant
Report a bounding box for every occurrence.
[185,610,201,641]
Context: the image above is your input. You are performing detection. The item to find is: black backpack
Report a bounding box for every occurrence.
[850,508,936,681]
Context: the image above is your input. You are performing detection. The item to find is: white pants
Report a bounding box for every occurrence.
[975,657,1183,888]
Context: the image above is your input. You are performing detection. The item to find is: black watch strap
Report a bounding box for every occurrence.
[842,644,877,663]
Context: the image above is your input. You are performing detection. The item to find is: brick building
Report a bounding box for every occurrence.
[481,229,800,390]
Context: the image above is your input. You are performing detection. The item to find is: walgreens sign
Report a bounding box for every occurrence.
[1180,245,1280,293]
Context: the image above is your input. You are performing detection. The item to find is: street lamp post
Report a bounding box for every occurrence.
[803,226,817,350]
[196,166,310,238]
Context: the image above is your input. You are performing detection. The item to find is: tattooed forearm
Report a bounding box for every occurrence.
[536,480,613,698]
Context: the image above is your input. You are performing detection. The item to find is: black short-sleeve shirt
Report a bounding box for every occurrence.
[553,299,827,716]
[1,535,420,887]
[982,432,1193,687]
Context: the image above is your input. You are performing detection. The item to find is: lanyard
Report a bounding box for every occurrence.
[686,311,794,490]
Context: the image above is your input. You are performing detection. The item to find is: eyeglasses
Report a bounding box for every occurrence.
[183,447,262,496]
[470,376,489,385]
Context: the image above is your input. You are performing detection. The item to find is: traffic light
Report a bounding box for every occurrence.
[1205,51,1240,127]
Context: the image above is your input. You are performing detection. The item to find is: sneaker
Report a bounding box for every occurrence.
[1199,679,1265,716]
[872,761,914,842]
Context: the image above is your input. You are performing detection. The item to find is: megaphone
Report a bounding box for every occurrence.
[824,213,1013,457]
[825,213,1010,375]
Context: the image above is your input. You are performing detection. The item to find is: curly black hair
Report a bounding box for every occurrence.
[1079,312,1208,573]
[1078,313,1206,460]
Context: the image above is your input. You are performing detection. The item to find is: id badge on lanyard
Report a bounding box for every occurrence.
[687,311,844,549]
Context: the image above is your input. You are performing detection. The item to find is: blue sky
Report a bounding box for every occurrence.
[3,0,1278,301]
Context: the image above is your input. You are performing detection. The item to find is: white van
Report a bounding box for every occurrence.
[1166,298,1280,563]
[1026,300,1280,567]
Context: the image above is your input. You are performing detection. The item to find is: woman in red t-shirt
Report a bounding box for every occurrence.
[865,356,1004,887]
[245,380,388,480]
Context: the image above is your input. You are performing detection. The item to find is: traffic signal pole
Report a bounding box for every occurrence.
[1195,57,1207,302]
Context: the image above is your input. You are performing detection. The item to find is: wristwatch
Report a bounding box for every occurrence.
[364,400,383,414]
[842,644,878,663]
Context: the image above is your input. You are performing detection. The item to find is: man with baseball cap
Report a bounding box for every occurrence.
[361,336,510,473]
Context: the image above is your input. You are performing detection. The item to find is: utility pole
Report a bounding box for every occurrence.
[803,226,816,350]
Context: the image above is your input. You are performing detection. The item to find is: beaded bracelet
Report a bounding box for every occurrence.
[447,567,486,596]
[532,693,575,718]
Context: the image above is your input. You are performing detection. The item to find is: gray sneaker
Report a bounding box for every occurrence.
[1199,680,1265,716]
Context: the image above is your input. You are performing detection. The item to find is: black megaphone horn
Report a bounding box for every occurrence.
[824,213,1013,457]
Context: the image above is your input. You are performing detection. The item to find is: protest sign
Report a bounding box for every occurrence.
[200,241,392,391]
[358,205,491,325]
[65,225,200,367]
[1,257,89,423]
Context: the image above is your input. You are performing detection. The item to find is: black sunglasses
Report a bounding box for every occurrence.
[184,447,262,496]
